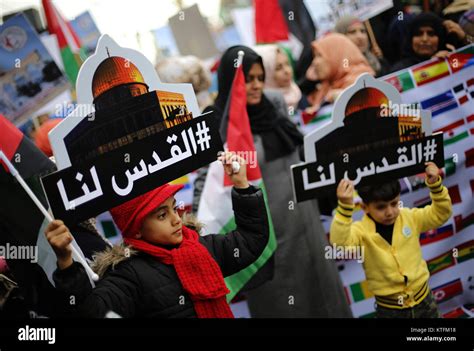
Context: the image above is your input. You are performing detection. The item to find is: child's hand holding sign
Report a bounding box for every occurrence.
[218,151,249,189]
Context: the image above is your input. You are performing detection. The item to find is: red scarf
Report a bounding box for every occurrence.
[124,226,234,318]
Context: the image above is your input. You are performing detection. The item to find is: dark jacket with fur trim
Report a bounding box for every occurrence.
[53,186,270,318]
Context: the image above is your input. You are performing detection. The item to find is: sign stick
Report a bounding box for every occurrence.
[0,150,99,282]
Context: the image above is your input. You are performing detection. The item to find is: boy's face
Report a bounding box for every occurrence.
[138,196,183,246]
[362,195,401,226]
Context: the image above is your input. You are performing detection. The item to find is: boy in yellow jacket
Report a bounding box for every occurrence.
[330,162,452,318]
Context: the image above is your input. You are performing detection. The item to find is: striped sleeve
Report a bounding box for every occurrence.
[336,200,354,219]
[410,176,453,234]
[330,201,361,246]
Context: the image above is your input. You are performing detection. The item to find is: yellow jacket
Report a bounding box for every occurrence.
[330,177,452,308]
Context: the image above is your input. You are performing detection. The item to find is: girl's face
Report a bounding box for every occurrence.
[311,51,331,81]
[346,22,369,52]
[273,51,293,88]
[138,196,183,246]
[246,62,265,105]
[412,25,439,57]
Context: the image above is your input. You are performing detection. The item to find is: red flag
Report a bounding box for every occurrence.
[42,0,84,85]
[254,0,289,44]
[0,115,23,172]
[224,63,262,186]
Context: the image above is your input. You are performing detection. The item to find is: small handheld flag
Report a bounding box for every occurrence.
[0,150,98,282]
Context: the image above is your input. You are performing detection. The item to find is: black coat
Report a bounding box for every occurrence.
[53,186,269,318]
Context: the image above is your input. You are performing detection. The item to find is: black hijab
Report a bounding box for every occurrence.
[210,45,303,162]
[392,12,448,71]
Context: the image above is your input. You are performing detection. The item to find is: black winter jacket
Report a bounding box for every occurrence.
[53,186,270,318]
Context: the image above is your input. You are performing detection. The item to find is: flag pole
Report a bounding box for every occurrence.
[0,150,99,282]
[364,20,382,58]
[229,50,246,175]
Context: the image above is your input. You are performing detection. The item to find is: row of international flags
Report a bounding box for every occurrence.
[419,81,474,118]
[385,45,474,92]
[304,94,474,151]
[346,273,470,309]
[356,278,473,318]
[303,45,474,126]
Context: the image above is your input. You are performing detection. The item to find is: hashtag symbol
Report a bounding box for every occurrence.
[423,139,437,161]
[195,121,211,151]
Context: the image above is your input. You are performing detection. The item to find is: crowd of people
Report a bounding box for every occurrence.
[1,3,471,320]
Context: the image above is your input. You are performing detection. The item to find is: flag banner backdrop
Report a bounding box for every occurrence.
[310,45,474,318]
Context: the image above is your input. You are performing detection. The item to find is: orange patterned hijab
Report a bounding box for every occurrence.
[306,33,375,109]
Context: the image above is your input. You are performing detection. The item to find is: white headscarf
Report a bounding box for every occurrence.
[253,44,302,110]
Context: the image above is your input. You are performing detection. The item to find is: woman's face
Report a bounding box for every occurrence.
[246,62,265,105]
[273,51,293,88]
[312,51,331,81]
[346,22,369,52]
[412,25,439,57]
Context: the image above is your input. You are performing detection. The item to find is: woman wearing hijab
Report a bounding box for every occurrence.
[334,16,390,77]
[390,12,468,72]
[194,45,352,318]
[253,44,302,111]
[304,33,375,115]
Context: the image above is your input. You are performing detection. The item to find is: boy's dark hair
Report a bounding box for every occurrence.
[357,180,401,204]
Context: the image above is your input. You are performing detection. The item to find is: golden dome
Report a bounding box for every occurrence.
[345,88,388,117]
[92,56,147,99]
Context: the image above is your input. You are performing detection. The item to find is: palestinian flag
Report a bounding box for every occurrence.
[42,0,85,86]
[302,104,332,125]
[0,115,60,287]
[447,45,474,73]
[420,224,454,246]
[412,59,450,86]
[254,0,289,44]
[426,250,456,274]
[384,70,415,93]
[197,56,277,301]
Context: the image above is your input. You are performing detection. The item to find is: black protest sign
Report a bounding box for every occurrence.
[291,73,445,203]
[41,112,223,226]
[292,133,444,202]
